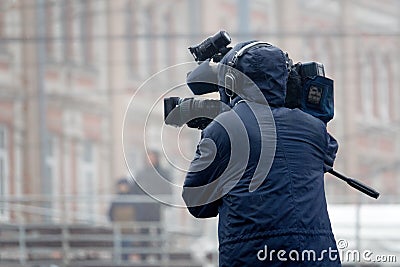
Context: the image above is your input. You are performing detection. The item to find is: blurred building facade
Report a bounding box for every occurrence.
[193,0,400,203]
[0,0,113,222]
[0,0,399,227]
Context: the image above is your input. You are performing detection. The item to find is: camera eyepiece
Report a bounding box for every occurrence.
[189,30,231,62]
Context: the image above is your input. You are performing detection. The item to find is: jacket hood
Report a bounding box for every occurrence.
[218,41,289,107]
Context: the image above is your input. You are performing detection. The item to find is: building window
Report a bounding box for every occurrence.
[79,140,96,222]
[386,56,395,121]
[145,6,157,75]
[71,1,83,64]
[65,1,73,61]
[377,55,391,123]
[47,0,64,63]
[360,52,374,121]
[45,135,59,221]
[164,10,175,68]
[0,3,7,53]
[45,1,53,58]
[378,63,389,122]
[81,0,92,66]
[0,126,9,220]
[126,1,138,76]
[69,0,92,66]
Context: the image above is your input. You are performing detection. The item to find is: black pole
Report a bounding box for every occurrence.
[328,169,380,199]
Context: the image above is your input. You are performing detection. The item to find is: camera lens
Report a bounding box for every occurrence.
[189,30,232,62]
[215,30,231,47]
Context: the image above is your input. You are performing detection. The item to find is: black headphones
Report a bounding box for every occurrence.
[224,41,273,96]
[224,41,293,97]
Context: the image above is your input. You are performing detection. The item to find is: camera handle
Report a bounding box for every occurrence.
[328,169,380,199]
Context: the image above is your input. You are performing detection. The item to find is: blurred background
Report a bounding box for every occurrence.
[0,0,399,266]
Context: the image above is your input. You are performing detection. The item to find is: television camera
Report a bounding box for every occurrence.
[163,30,379,199]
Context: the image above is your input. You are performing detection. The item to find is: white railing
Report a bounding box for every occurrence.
[0,195,203,267]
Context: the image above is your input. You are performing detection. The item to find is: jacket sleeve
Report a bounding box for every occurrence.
[182,128,229,218]
[323,132,339,172]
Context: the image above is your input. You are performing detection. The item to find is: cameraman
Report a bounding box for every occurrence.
[182,41,340,266]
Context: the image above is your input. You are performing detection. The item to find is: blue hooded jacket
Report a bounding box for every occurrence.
[182,42,340,266]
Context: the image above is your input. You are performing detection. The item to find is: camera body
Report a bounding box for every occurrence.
[164,30,233,130]
[164,31,334,129]
[285,62,334,123]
